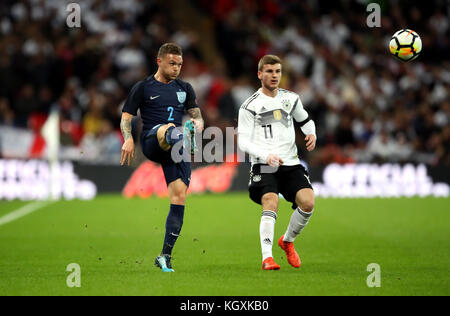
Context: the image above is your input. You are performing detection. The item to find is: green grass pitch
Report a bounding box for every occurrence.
[0,193,449,296]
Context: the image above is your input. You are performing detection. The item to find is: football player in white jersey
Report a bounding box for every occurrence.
[238,55,317,270]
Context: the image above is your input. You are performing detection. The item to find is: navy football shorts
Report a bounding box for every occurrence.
[140,126,191,187]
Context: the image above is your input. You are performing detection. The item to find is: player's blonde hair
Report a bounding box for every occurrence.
[258,55,282,71]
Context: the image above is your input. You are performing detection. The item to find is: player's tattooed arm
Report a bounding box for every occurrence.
[188,107,203,120]
[120,112,135,166]
[188,107,204,132]
[120,113,133,141]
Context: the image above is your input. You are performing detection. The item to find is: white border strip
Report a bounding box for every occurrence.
[0,201,53,227]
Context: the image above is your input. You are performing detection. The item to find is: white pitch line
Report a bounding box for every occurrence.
[0,201,54,227]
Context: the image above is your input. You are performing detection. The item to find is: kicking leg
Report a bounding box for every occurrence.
[156,123,181,151]
[156,122,196,154]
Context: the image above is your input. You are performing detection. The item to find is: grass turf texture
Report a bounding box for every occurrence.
[0,193,449,296]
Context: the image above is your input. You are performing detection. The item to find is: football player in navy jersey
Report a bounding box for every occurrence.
[120,43,204,272]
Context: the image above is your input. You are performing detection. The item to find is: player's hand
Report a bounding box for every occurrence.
[191,118,204,132]
[121,138,135,166]
[266,154,284,168]
[305,134,316,152]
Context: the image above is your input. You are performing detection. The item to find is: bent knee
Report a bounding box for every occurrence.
[170,191,186,205]
[261,193,279,212]
[298,199,314,213]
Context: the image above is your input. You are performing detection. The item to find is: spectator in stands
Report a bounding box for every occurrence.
[0,98,15,126]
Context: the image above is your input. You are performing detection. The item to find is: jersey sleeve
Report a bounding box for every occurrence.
[184,83,199,110]
[122,80,144,116]
[292,96,309,124]
[238,107,269,162]
[292,96,316,136]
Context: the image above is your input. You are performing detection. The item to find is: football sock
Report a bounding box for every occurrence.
[283,207,314,243]
[165,126,184,146]
[161,204,185,256]
[260,210,277,261]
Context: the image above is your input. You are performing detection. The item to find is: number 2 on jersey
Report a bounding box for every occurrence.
[167,106,174,121]
[262,124,273,139]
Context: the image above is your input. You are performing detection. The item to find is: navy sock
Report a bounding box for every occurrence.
[165,126,183,146]
[162,204,185,256]
[166,126,186,156]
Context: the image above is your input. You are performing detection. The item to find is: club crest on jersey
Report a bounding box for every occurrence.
[281,99,291,110]
[273,110,282,121]
[177,91,186,104]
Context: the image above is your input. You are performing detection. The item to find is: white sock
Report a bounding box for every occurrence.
[283,207,313,243]
[260,210,277,261]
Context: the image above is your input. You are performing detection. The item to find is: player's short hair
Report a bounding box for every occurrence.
[157,43,183,58]
[258,55,282,71]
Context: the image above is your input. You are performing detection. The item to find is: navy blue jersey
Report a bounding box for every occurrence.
[122,75,198,132]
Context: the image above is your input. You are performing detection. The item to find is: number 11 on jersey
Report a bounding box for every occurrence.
[262,124,273,139]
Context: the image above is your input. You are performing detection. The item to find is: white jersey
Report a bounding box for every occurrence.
[238,88,315,166]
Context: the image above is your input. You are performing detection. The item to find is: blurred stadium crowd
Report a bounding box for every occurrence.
[0,0,448,166]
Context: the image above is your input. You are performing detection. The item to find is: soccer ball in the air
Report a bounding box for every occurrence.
[389,29,422,62]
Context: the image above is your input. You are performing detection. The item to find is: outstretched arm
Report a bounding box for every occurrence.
[187,107,204,132]
[120,112,135,166]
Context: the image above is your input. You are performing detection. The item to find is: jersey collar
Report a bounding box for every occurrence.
[258,87,279,99]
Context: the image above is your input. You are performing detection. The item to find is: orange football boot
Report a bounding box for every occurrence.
[278,235,301,268]
[261,257,280,270]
